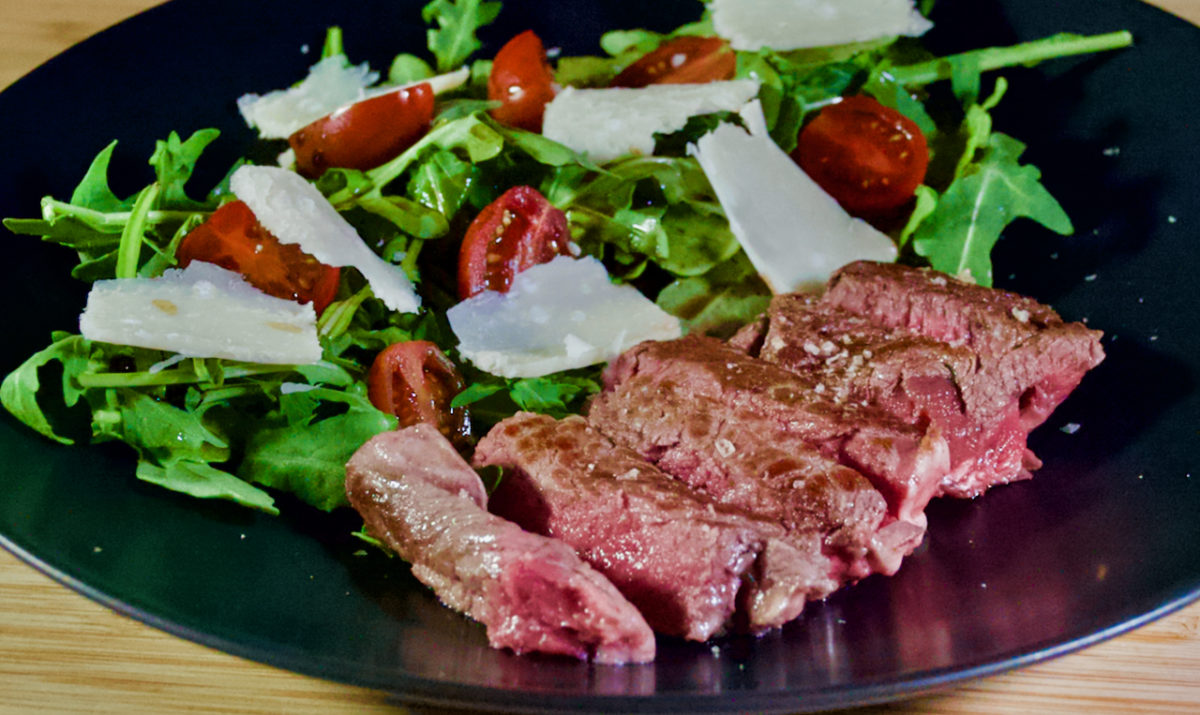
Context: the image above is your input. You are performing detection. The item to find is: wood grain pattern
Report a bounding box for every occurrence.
[1,1,1198,713]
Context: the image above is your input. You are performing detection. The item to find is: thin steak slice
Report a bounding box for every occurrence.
[731,293,1032,497]
[592,334,949,528]
[475,413,837,641]
[587,381,921,582]
[345,424,655,664]
[822,261,1105,495]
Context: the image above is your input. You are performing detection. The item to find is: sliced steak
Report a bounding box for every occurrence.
[733,293,1032,497]
[587,379,921,581]
[592,334,949,527]
[822,261,1105,494]
[345,424,655,664]
[474,413,837,641]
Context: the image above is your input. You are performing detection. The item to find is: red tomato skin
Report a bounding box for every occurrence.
[367,340,470,443]
[177,200,340,314]
[488,30,557,132]
[610,36,736,88]
[792,95,930,216]
[457,186,572,300]
[288,82,435,178]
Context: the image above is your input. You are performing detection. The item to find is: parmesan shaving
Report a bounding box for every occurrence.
[231,165,420,314]
[79,262,321,365]
[447,256,682,378]
[711,0,933,51]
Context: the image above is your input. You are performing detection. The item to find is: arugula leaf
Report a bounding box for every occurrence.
[356,195,450,240]
[239,389,397,511]
[652,112,744,157]
[239,414,383,511]
[736,51,866,153]
[888,31,1133,87]
[434,97,500,122]
[912,133,1072,285]
[139,213,204,278]
[450,381,507,407]
[510,376,598,414]
[861,67,937,136]
[656,252,771,337]
[599,29,666,60]
[947,51,983,107]
[453,370,602,427]
[389,53,435,85]
[137,460,278,515]
[952,79,1007,181]
[897,185,939,250]
[557,155,737,279]
[597,12,712,63]
[321,297,455,369]
[484,119,598,169]
[69,141,134,212]
[291,361,358,388]
[421,0,502,73]
[4,131,219,282]
[655,203,742,276]
[554,55,623,88]
[0,334,101,444]
[362,113,505,193]
[94,389,230,464]
[406,149,477,219]
[149,129,221,210]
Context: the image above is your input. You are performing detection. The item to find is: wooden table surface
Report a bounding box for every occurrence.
[1,1,1198,713]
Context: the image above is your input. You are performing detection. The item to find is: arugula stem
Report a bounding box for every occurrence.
[400,238,424,280]
[889,31,1133,87]
[40,197,201,230]
[322,26,345,59]
[115,183,160,279]
[357,123,468,199]
[557,157,679,209]
[77,363,294,388]
[317,286,372,339]
[356,115,501,200]
[191,385,264,404]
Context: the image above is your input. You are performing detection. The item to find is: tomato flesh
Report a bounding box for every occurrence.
[792,95,930,216]
[289,82,434,178]
[611,36,736,88]
[177,200,340,314]
[367,340,470,444]
[488,30,557,132]
[457,186,572,300]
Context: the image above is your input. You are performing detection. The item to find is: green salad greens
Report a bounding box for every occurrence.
[1,0,1130,516]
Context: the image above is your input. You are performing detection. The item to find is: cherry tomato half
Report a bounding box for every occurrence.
[610,36,736,88]
[288,82,435,178]
[177,200,341,314]
[792,95,930,216]
[367,340,470,444]
[457,185,572,300]
[488,30,557,132]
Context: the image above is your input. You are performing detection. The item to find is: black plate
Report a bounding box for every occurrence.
[2,0,1198,712]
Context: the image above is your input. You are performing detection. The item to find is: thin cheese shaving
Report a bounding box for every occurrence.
[230,166,420,314]
[79,262,321,364]
[447,256,682,378]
